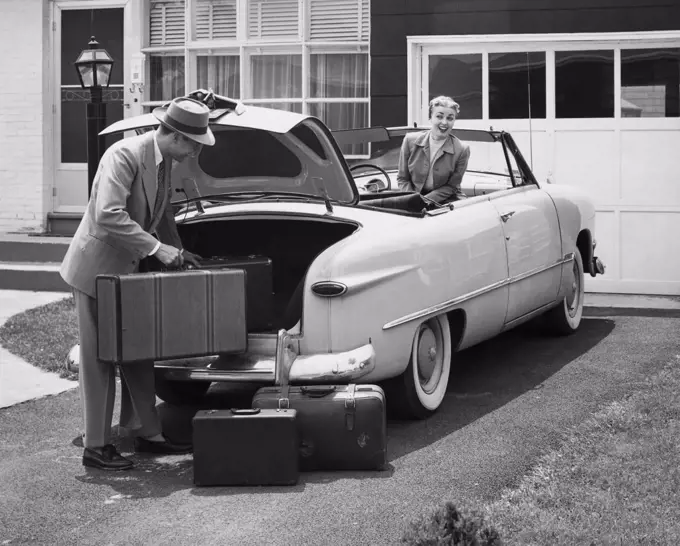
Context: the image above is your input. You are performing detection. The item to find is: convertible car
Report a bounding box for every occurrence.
[66,90,605,419]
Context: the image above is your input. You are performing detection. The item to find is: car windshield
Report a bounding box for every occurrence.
[170,118,357,205]
[346,129,523,182]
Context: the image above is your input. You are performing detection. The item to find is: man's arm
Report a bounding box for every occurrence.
[92,147,160,258]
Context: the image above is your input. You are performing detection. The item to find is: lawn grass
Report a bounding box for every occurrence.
[0,295,78,381]
[479,358,680,545]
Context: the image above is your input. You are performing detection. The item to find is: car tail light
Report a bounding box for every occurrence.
[311,281,347,297]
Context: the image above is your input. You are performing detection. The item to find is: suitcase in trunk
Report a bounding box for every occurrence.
[192,408,299,486]
[199,255,275,331]
[96,269,247,364]
[252,384,387,471]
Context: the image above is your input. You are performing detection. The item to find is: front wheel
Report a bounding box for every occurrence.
[154,371,211,405]
[544,249,585,335]
[389,314,452,419]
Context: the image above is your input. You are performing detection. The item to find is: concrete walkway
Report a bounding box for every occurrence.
[0,290,77,409]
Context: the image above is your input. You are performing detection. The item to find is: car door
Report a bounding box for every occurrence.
[489,184,562,325]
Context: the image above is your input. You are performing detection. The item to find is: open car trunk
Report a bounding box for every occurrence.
[177,216,358,332]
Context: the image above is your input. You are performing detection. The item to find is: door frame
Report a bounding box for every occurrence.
[50,0,135,213]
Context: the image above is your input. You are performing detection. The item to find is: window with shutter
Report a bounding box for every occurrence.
[195,0,237,41]
[309,0,369,42]
[149,0,186,46]
[248,0,300,40]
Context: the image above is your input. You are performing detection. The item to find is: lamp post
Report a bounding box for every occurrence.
[74,36,114,198]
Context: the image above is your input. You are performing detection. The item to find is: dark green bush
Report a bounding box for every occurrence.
[401,501,502,546]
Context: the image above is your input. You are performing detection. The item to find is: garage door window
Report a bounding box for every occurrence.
[489,52,546,119]
[428,54,483,120]
[621,48,680,118]
[556,50,614,118]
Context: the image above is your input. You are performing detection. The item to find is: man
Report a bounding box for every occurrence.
[60,97,215,471]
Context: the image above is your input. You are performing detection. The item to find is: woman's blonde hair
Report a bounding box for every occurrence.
[428,96,460,118]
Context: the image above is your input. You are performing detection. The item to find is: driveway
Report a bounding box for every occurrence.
[1,310,678,545]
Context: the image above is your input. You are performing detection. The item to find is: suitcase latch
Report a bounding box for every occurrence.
[278,397,290,410]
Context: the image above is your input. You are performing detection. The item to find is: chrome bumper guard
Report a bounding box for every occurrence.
[156,329,376,385]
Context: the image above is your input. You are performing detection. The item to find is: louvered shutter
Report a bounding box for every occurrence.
[195,0,237,40]
[149,0,186,46]
[309,0,369,42]
[248,0,300,39]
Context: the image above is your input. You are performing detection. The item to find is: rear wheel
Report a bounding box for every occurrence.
[154,371,211,405]
[390,314,452,419]
[544,249,585,335]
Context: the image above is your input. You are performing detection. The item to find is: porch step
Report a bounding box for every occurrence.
[47,212,82,237]
[0,234,71,263]
[0,261,70,292]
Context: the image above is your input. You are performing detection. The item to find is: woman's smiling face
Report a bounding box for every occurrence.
[429,105,457,138]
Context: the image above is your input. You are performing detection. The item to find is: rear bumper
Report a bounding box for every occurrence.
[155,329,376,385]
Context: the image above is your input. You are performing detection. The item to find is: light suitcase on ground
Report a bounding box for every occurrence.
[252,384,387,471]
[192,408,299,486]
[96,269,247,363]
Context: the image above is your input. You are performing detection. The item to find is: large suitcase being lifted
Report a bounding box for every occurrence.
[96,268,247,364]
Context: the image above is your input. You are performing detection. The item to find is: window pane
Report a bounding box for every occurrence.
[149,56,185,101]
[556,50,614,118]
[308,102,368,155]
[310,54,368,98]
[428,54,482,120]
[250,55,302,99]
[489,52,546,119]
[621,48,680,118]
[197,55,240,98]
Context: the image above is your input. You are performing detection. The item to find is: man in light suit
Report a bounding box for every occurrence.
[60,97,214,470]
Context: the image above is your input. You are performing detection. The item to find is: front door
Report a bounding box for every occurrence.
[54,4,125,212]
[489,185,563,324]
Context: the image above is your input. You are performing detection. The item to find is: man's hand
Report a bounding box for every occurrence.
[154,243,184,268]
[181,250,203,268]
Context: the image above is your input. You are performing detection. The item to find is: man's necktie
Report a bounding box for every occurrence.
[153,159,167,222]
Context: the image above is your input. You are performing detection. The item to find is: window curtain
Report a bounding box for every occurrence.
[197,55,240,98]
[250,54,302,99]
[310,53,368,99]
[150,56,185,101]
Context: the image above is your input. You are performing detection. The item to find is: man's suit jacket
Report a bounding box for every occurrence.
[60,131,182,298]
[396,131,471,203]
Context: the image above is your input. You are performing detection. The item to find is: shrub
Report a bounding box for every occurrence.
[401,501,502,546]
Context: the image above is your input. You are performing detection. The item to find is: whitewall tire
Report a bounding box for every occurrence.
[395,314,452,419]
[545,249,585,335]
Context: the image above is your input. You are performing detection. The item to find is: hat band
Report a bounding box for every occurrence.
[163,114,208,136]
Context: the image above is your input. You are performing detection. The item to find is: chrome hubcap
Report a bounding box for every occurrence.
[416,323,442,394]
[566,261,581,316]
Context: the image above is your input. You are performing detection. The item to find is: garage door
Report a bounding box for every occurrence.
[408,31,680,295]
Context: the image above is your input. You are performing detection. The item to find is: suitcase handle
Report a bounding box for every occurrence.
[230,408,261,415]
[300,385,336,397]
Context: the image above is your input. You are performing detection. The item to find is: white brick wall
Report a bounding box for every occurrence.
[0,0,49,233]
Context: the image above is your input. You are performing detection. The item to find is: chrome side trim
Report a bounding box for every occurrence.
[382,253,575,330]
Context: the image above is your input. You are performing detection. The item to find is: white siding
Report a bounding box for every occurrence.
[0,0,49,233]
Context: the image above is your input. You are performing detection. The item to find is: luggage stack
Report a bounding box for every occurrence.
[93,257,388,487]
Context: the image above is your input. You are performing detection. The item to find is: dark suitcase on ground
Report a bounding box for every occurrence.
[96,269,247,364]
[192,408,299,486]
[199,255,275,331]
[252,384,387,471]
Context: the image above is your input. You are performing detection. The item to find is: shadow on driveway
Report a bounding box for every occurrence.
[386,317,615,460]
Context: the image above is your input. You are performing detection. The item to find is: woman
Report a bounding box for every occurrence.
[397,95,471,204]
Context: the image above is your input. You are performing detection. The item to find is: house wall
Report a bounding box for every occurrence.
[0,0,52,233]
[371,0,680,126]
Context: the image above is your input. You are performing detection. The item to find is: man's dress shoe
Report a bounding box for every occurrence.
[134,436,193,455]
[83,444,134,471]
